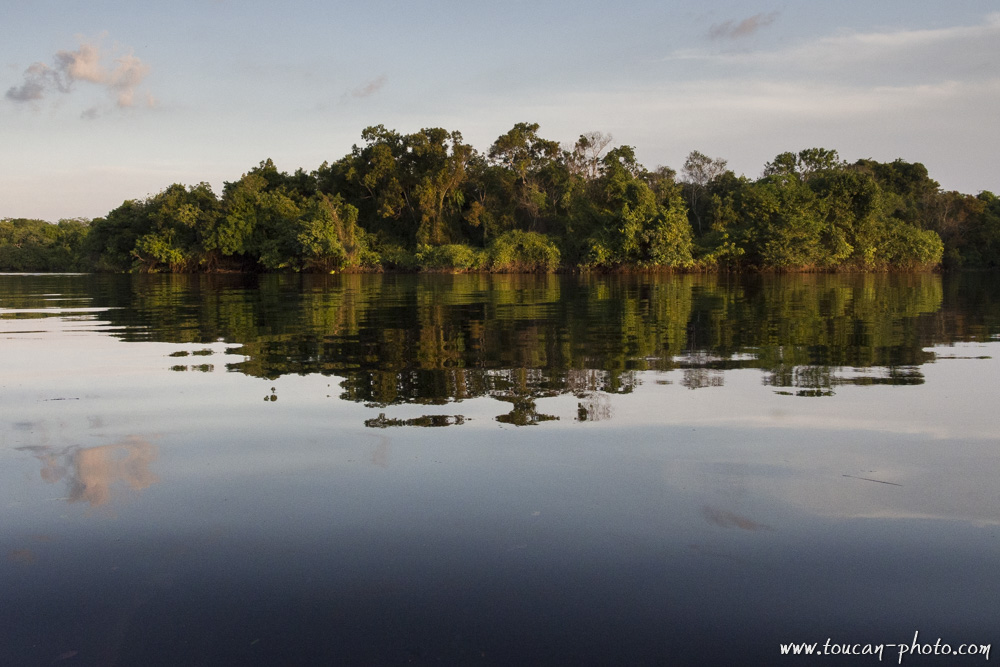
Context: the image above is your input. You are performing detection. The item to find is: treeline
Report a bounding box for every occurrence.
[4,123,1000,273]
[0,218,90,271]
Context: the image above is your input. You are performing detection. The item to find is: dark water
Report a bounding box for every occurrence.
[1,272,998,665]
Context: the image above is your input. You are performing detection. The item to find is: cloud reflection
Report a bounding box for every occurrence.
[22,436,159,507]
[702,506,774,532]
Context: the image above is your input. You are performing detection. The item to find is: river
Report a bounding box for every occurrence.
[1,272,997,665]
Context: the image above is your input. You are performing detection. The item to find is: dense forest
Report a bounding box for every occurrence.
[3,123,999,273]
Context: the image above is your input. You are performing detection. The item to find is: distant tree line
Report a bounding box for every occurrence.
[3,123,999,273]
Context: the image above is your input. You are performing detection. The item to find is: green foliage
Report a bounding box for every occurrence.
[763,148,843,182]
[415,243,486,271]
[681,150,729,235]
[695,232,745,270]
[643,195,695,268]
[486,230,560,272]
[85,200,148,271]
[968,191,1000,268]
[7,130,992,273]
[578,148,695,269]
[487,122,568,232]
[581,238,614,269]
[375,243,418,271]
[714,155,946,272]
[0,218,89,271]
[133,230,190,272]
[332,126,474,247]
[743,179,826,269]
[880,223,944,269]
[295,195,355,272]
[84,182,223,272]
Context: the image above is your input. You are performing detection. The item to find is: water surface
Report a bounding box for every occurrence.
[1,272,998,665]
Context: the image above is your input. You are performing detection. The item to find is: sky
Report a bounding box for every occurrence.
[3,0,998,221]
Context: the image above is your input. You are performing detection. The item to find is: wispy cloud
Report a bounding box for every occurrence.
[106,52,151,107]
[5,63,59,101]
[5,36,154,113]
[708,12,779,40]
[350,74,387,99]
[680,12,1000,86]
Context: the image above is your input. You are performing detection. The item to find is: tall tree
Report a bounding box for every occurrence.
[682,150,728,235]
[566,131,613,182]
[488,122,562,230]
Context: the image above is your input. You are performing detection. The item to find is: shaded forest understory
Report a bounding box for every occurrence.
[3,124,999,273]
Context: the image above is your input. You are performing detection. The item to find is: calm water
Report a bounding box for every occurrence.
[1,272,998,666]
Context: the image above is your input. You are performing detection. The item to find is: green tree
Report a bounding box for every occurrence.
[330,126,473,246]
[0,218,75,271]
[580,146,693,268]
[738,177,825,269]
[295,194,369,272]
[131,183,222,272]
[406,128,474,246]
[488,122,563,230]
[681,150,728,235]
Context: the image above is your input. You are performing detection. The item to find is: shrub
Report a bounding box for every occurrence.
[415,244,486,271]
[376,243,418,271]
[881,224,944,269]
[486,230,561,272]
[579,237,614,269]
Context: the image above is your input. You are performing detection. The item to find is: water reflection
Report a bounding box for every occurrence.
[577,392,612,422]
[2,273,1000,665]
[365,413,466,428]
[19,436,159,507]
[701,506,775,532]
[2,272,998,425]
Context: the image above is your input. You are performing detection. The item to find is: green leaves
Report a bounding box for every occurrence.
[0,217,86,271]
[296,194,364,272]
[486,230,561,272]
[12,131,989,274]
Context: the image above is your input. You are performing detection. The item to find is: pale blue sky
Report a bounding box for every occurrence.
[3,1,998,221]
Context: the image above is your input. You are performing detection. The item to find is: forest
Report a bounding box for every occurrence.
[2,123,999,273]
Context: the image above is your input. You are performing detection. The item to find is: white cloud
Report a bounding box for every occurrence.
[108,52,152,107]
[55,42,105,84]
[5,36,153,112]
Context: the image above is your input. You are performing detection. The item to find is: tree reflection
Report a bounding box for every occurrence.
[7,272,999,425]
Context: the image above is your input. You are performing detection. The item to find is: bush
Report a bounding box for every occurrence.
[415,244,486,271]
[881,223,944,269]
[642,206,694,268]
[579,238,614,269]
[486,230,561,272]
[376,243,418,271]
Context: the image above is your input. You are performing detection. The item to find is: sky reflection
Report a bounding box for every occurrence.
[1,273,998,664]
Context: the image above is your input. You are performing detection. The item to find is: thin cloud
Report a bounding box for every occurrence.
[5,63,56,101]
[682,12,1000,84]
[107,52,151,107]
[5,36,153,111]
[709,12,779,40]
[350,74,387,99]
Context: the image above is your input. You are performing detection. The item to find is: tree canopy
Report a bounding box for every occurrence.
[5,124,997,273]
